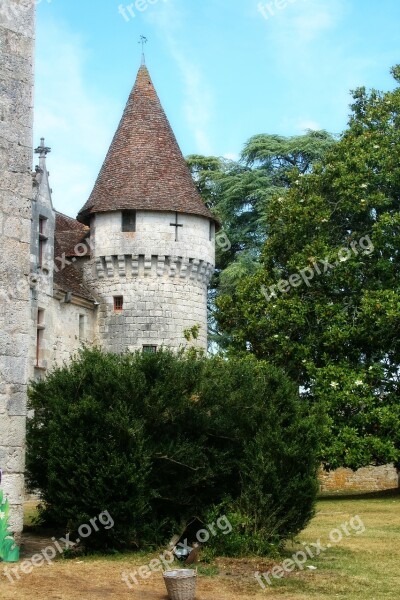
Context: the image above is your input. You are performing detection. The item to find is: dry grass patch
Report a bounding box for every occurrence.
[0,492,399,599]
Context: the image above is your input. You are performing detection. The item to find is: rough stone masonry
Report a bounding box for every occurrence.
[0,0,35,536]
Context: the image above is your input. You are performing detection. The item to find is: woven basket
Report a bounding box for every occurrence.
[163,569,197,600]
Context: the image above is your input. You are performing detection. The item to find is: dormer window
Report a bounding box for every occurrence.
[122,211,136,232]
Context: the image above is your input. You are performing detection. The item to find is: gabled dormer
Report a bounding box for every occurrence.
[31,138,55,294]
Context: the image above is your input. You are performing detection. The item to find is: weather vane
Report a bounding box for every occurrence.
[139,35,148,65]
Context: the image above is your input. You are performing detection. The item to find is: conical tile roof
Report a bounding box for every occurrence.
[77,65,214,224]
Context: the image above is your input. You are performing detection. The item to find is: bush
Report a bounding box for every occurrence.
[26,349,321,553]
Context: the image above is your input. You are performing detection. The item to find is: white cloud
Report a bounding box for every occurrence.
[265,0,344,43]
[34,20,118,217]
[296,119,322,132]
[289,0,341,42]
[148,1,215,155]
[264,0,346,68]
[166,40,214,155]
[257,0,352,136]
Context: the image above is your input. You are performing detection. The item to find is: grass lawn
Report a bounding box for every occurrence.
[1,492,399,599]
[268,492,400,598]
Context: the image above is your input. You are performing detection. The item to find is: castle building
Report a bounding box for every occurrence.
[1,1,215,537]
[1,4,397,543]
[32,63,216,375]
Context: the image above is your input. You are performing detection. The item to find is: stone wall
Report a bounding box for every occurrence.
[92,211,215,264]
[30,152,98,374]
[320,464,399,495]
[85,210,215,352]
[0,0,35,534]
[89,275,209,352]
[46,296,97,368]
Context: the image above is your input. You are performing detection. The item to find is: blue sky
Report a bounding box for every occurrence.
[34,0,400,218]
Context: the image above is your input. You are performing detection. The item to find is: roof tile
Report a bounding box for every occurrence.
[77,65,214,224]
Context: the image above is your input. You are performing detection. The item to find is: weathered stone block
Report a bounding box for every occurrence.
[1,473,25,503]
[0,446,24,472]
[0,414,26,447]
[7,388,27,416]
[8,504,24,535]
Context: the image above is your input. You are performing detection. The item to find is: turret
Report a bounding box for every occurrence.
[77,65,216,353]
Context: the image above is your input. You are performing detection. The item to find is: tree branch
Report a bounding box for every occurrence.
[155,455,201,471]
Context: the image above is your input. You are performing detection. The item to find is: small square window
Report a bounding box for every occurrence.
[143,345,157,354]
[122,211,136,232]
[114,296,124,311]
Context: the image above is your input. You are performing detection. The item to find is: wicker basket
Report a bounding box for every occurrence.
[163,569,197,600]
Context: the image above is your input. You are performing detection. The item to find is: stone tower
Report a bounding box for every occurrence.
[77,65,216,352]
[0,1,35,535]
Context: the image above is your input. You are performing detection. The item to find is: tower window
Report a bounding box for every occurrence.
[38,217,48,267]
[114,296,124,311]
[36,309,45,367]
[209,222,215,241]
[143,345,157,354]
[122,211,136,232]
[79,315,85,340]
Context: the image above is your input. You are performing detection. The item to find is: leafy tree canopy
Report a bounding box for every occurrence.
[187,130,336,346]
[216,66,400,470]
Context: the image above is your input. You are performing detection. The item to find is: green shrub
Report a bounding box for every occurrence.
[202,505,281,558]
[26,349,321,553]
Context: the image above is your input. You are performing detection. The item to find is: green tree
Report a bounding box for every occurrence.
[187,130,336,347]
[216,66,400,470]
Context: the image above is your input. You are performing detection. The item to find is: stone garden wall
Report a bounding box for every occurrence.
[320,464,399,495]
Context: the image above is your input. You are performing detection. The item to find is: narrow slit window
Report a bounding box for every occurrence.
[38,217,48,267]
[122,211,136,232]
[36,309,45,367]
[79,315,85,340]
[114,296,124,312]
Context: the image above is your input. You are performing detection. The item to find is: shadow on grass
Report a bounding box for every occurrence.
[319,487,400,501]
